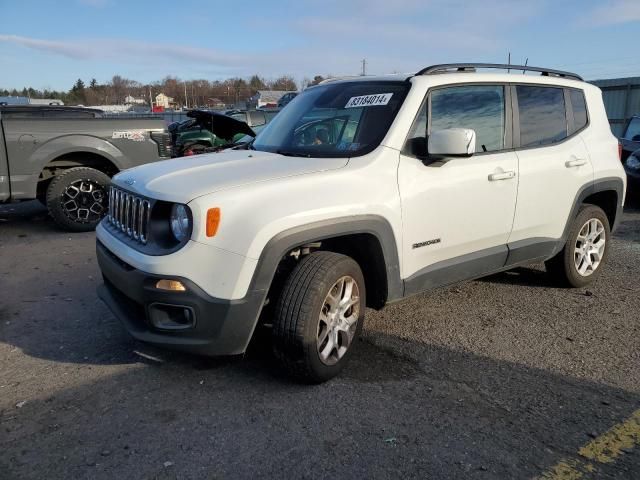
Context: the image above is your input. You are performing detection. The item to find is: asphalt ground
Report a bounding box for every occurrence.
[1,200,639,479]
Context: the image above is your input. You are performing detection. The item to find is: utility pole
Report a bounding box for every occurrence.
[361,59,367,76]
[184,82,188,109]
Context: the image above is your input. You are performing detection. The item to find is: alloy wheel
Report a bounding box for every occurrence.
[61,179,107,223]
[574,218,606,276]
[317,276,360,366]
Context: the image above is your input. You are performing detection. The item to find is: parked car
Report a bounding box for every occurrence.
[0,105,171,231]
[96,63,625,382]
[172,109,279,156]
[620,114,640,162]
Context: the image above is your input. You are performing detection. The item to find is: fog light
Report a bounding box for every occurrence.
[148,303,195,330]
[155,279,186,291]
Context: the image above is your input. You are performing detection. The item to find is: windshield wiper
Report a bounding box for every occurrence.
[276,149,311,158]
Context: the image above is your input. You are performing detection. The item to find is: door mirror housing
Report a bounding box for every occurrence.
[428,128,476,157]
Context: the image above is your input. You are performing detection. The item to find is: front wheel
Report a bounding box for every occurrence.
[273,251,366,383]
[545,205,611,287]
[46,167,110,232]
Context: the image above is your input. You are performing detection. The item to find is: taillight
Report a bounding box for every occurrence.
[150,131,172,158]
[618,143,622,161]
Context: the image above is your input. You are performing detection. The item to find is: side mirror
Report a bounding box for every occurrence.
[428,128,476,157]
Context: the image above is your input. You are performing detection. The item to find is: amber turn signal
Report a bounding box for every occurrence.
[206,208,221,237]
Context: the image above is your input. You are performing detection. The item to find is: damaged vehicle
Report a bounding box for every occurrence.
[172,110,278,156]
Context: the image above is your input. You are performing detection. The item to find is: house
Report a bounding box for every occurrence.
[155,93,174,109]
[124,95,146,105]
[207,97,226,109]
[250,90,294,109]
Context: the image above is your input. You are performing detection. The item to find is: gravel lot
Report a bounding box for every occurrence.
[1,200,639,479]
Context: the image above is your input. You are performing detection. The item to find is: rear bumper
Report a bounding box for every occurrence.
[96,240,265,356]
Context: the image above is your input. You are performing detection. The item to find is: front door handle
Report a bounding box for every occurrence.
[565,158,587,168]
[488,170,516,181]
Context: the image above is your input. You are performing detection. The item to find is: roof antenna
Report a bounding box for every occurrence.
[507,52,511,73]
[522,58,528,74]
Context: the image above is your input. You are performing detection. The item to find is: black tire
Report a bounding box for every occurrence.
[273,251,366,383]
[46,167,110,232]
[545,205,611,288]
[36,178,52,206]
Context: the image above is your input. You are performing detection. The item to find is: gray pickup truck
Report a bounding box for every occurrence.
[0,105,171,231]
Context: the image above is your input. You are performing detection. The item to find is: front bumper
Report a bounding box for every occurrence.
[96,240,265,356]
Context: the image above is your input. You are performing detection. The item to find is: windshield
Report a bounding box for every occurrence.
[252,81,410,157]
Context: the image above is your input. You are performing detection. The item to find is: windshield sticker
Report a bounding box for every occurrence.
[345,93,393,109]
[112,130,146,141]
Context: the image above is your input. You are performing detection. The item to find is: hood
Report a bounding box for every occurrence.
[112,150,348,204]
[186,110,255,140]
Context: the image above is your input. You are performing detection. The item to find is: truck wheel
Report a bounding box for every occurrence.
[273,251,366,383]
[46,167,110,232]
[545,205,610,288]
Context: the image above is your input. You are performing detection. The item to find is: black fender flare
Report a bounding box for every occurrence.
[552,176,625,257]
[248,215,403,302]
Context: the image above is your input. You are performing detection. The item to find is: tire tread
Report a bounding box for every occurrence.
[273,251,361,382]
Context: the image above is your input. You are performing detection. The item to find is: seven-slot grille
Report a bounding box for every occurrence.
[108,186,151,244]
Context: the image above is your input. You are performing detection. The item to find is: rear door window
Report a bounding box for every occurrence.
[516,86,567,147]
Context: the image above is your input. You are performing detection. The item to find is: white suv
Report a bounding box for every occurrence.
[96,63,626,382]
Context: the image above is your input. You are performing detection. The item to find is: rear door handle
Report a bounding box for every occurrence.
[488,170,516,181]
[565,158,587,168]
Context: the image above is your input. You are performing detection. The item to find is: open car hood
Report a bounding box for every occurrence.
[186,110,255,140]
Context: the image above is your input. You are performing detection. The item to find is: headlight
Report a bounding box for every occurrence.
[169,204,191,241]
[626,154,640,171]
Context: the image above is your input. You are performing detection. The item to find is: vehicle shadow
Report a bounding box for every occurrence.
[479,265,558,288]
[0,200,50,223]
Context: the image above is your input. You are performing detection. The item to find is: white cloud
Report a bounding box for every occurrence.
[0,0,548,82]
[0,34,91,59]
[581,0,640,26]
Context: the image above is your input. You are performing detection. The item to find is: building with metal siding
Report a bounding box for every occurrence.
[590,76,640,137]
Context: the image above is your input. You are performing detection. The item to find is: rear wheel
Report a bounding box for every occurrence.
[545,205,610,287]
[46,167,110,232]
[273,251,365,383]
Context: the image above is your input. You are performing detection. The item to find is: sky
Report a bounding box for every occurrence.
[0,0,639,91]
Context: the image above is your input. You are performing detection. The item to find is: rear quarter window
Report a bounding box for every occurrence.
[516,85,567,147]
[569,89,588,131]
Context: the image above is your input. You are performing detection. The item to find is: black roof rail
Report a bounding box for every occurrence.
[416,63,583,81]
